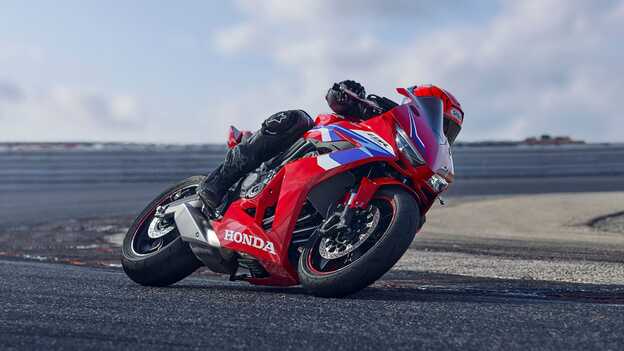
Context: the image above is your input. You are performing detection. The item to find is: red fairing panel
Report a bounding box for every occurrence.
[209,115,401,286]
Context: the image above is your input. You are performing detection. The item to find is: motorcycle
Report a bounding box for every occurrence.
[121,86,454,297]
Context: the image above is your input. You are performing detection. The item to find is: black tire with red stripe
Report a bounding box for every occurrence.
[297,187,422,297]
[121,176,204,287]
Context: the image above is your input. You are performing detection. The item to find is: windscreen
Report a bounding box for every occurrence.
[401,95,445,142]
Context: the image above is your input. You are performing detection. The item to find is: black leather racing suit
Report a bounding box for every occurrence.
[198,80,373,210]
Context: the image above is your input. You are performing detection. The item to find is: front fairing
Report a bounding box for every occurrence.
[391,92,454,181]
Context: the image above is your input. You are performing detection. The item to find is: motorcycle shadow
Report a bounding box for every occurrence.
[172,270,624,305]
[353,271,624,305]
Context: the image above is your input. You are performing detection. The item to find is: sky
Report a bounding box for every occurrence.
[0,0,622,143]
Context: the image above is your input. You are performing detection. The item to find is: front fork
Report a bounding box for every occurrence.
[319,176,401,237]
[318,192,358,236]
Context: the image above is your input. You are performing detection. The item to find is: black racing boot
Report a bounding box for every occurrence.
[197,137,260,214]
[197,165,231,212]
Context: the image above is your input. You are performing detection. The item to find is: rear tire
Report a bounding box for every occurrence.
[297,187,422,297]
[121,176,204,287]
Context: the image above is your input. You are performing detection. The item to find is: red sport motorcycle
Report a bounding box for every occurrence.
[122,86,455,297]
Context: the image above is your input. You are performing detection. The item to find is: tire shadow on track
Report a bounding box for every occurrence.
[162,270,624,305]
[359,271,624,305]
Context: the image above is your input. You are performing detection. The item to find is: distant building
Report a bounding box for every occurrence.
[523,135,585,145]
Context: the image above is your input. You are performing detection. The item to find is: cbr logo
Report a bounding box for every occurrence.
[223,230,276,255]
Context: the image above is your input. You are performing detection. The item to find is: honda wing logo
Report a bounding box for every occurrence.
[223,230,276,255]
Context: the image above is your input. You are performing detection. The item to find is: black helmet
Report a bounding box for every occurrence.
[326,80,366,116]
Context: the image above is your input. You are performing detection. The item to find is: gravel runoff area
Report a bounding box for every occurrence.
[1,192,622,285]
[406,192,624,285]
[591,211,624,234]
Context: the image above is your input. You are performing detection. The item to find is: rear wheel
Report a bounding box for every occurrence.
[121,176,204,286]
[297,187,422,297]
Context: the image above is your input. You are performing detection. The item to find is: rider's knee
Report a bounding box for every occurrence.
[261,110,313,136]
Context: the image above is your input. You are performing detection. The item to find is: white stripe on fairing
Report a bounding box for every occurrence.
[352,130,395,155]
[317,154,341,170]
[360,147,373,157]
[320,128,331,142]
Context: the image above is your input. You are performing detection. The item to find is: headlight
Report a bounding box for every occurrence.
[428,174,449,193]
[394,125,425,167]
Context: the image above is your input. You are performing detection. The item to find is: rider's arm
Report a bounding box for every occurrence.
[326,80,398,121]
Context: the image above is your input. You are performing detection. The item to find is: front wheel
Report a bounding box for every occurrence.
[297,187,422,297]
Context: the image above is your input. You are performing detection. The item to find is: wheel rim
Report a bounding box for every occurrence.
[317,206,381,260]
[306,197,395,275]
[129,185,198,257]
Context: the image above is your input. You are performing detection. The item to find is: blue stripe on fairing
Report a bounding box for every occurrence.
[409,109,417,136]
[332,126,393,157]
[329,148,371,165]
[408,106,426,153]
[319,125,395,166]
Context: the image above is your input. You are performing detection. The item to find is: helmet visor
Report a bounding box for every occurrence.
[444,117,461,144]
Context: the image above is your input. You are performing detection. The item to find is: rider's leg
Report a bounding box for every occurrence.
[198,110,313,210]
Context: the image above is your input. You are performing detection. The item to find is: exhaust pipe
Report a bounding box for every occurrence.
[165,199,237,274]
[163,199,221,248]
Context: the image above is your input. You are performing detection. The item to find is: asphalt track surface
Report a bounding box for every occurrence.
[1,179,624,350]
[2,258,623,351]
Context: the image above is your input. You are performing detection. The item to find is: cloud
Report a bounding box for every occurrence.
[212,0,624,142]
[0,41,44,64]
[0,83,146,142]
[48,87,142,126]
[2,1,622,143]
[0,80,24,103]
[213,22,256,54]
[0,38,149,142]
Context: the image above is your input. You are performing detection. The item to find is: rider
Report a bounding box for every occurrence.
[198,80,463,212]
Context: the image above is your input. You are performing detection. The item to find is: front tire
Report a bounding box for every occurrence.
[297,187,422,297]
[121,176,204,287]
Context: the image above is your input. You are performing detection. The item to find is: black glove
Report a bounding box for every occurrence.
[325,80,366,116]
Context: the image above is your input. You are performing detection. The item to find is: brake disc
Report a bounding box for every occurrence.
[318,207,380,260]
[147,217,176,239]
